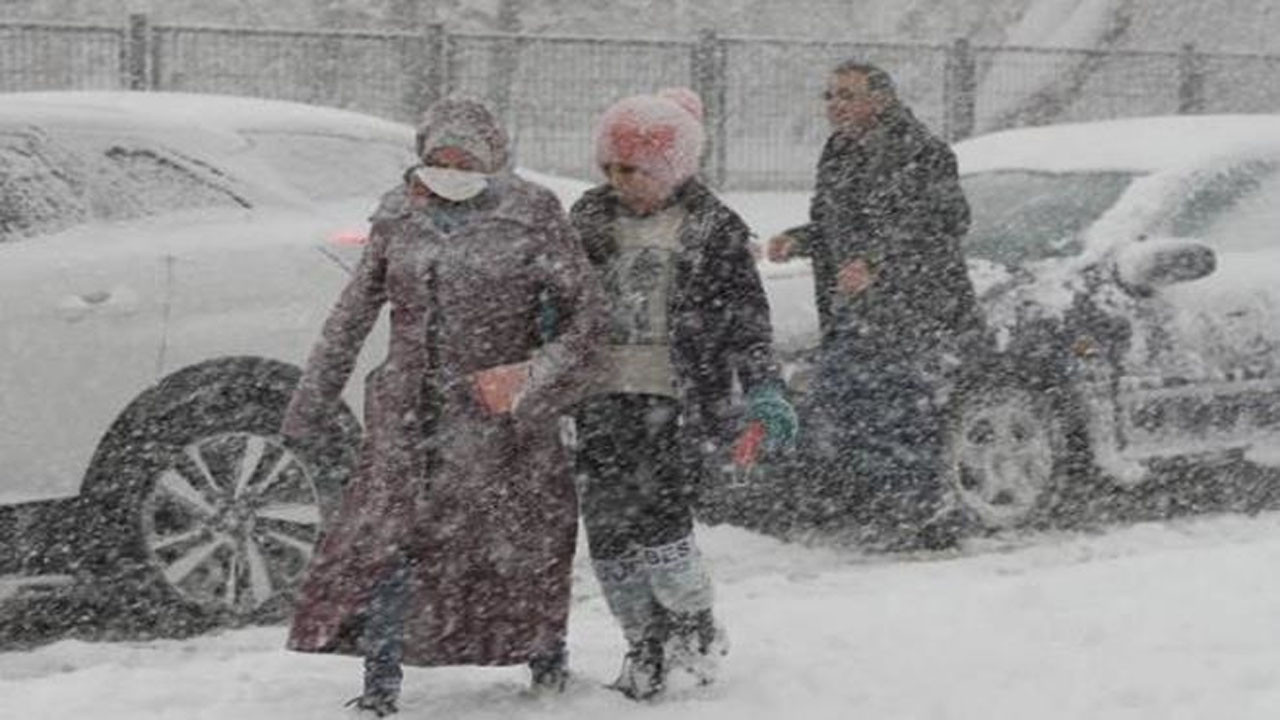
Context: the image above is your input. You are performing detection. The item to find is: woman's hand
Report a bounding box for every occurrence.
[836,257,874,295]
[766,233,798,263]
[470,361,532,415]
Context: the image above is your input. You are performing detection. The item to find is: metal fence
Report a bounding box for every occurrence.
[151,24,430,121]
[4,15,1280,189]
[0,21,125,91]
[451,33,695,182]
[720,37,954,189]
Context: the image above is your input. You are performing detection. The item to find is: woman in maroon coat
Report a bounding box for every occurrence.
[280,97,603,716]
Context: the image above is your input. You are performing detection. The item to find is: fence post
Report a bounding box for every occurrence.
[124,13,151,90]
[944,37,976,142]
[310,31,344,106]
[425,24,450,107]
[487,34,521,138]
[402,24,446,122]
[692,29,728,189]
[1178,42,1206,114]
[440,27,457,99]
[149,22,163,90]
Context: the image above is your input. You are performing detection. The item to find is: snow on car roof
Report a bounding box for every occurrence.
[1,91,420,221]
[955,114,1280,175]
[0,92,586,199]
[0,91,414,142]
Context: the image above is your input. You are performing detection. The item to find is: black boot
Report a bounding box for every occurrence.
[609,635,666,700]
[666,608,729,684]
[344,692,398,717]
[528,642,570,693]
[609,604,670,700]
[914,507,965,551]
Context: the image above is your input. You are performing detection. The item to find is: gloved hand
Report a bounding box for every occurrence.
[738,385,798,463]
[731,420,768,470]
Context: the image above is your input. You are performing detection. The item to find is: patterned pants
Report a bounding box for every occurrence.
[576,394,715,642]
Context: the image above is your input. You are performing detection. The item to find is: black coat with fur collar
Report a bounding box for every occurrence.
[787,105,981,357]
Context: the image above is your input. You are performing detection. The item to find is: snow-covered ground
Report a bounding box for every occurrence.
[7,513,1280,719]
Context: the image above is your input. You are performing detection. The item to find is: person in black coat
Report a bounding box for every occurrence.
[767,61,983,551]
[572,88,797,699]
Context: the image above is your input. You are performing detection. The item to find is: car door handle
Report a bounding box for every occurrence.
[57,287,141,321]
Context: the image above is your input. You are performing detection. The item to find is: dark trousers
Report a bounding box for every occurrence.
[575,394,694,561]
[575,393,716,644]
[797,331,948,542]
[361,554,409,699]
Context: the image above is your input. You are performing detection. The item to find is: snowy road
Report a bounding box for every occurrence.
[5,515,1280,719]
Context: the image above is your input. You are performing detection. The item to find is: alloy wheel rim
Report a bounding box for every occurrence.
[951,392,1055,527]
[140,432,322,615]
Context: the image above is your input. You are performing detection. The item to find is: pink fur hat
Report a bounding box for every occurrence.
[594,87,706,190]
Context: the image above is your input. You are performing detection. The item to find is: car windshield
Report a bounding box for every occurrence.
[960,170,1137,265]
[241,131,414,202]
[1,129,249,242]
[0,131,88,241]
[1155,158,1280,254]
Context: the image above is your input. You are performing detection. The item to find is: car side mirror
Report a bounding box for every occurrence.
[1114,238,1216,296]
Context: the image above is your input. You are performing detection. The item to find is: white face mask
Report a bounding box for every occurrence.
[414,166,489,202]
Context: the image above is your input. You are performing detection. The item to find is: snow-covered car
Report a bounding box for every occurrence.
[744,115,1280,534]
[947,115,1280,529]
[0,92,416,630]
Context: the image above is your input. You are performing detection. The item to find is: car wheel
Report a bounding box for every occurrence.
[79,358,359,632]
[944,382,1070,530]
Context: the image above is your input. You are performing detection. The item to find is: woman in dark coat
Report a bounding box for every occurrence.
[569,88,797,700]
[280,97,604,715]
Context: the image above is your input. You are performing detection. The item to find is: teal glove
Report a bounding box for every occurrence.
[745,385,798,451]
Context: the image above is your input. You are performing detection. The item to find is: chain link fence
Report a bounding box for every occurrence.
[0,21,125,91]
[4,15,1279,189]
[1202,51,1280,114]
[449,33,693,182]
[972,46,1186,131]
[149,23,430,122]
[721,38,952,188]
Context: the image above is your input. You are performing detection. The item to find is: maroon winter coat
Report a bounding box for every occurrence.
[281,172,603,666]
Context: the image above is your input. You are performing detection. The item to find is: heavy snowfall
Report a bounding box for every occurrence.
[5,1,1280,719]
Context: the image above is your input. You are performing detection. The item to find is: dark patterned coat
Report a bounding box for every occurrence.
[282,174,604,666]
[786,105,981,356]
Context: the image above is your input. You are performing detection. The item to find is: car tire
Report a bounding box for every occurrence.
[943,376,1078,531]
[77,357,360,633]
